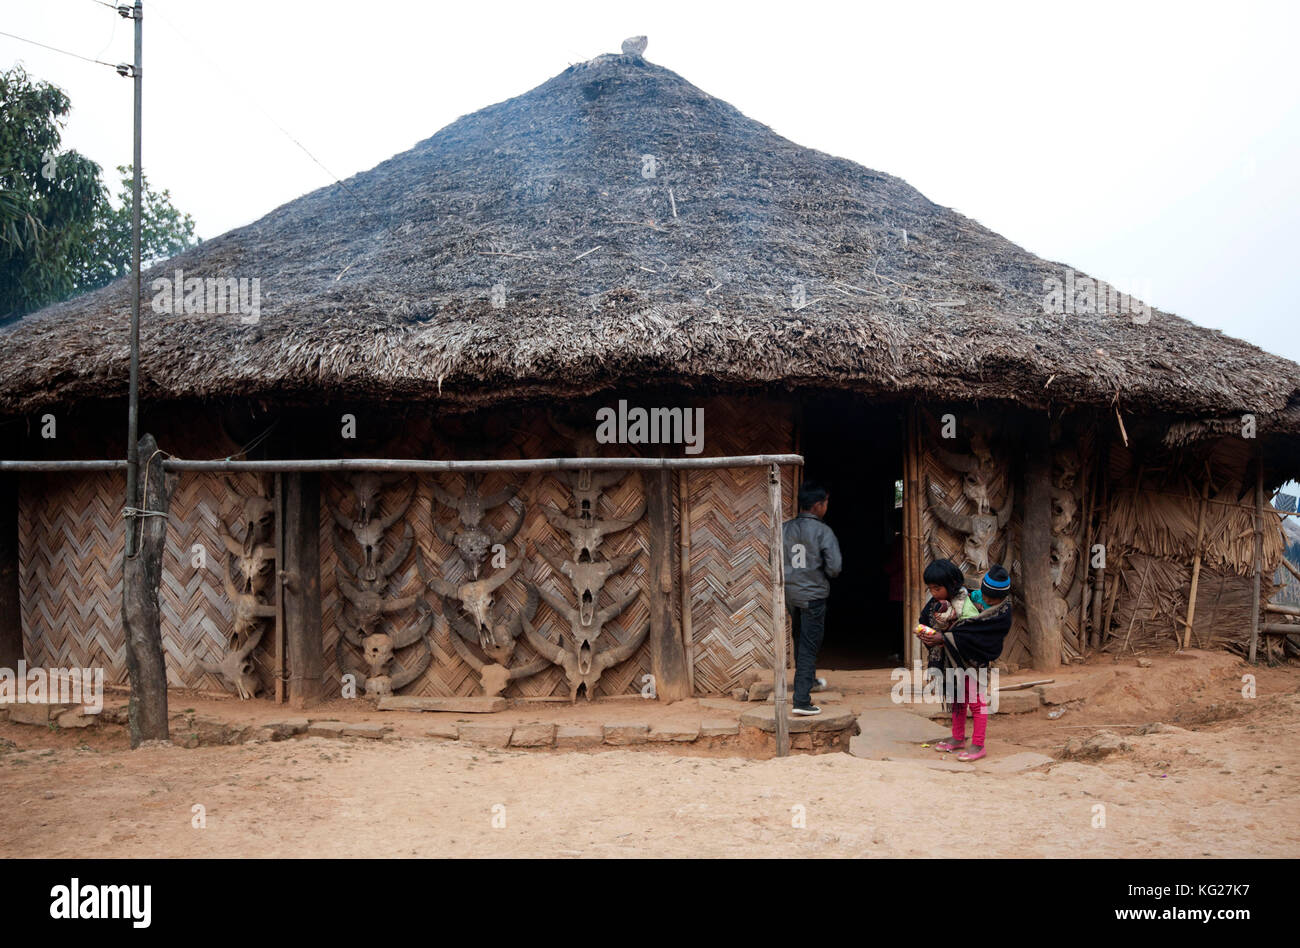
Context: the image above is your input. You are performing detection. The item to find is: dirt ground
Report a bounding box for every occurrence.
[2,652,1298,858]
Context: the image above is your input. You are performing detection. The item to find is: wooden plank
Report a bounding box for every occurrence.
[283,472,324,708]
[0,474,21,670]
[377,695,506,712]
[646,467,690,701]
[122,433,173,746]
[1023,416,1061,669]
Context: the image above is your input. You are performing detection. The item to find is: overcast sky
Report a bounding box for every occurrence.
[4,0,1299,363]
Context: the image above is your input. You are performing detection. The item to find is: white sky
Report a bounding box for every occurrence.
[4,0,1299,362]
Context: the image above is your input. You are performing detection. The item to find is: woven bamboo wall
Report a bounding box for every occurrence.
[16,397,792,698]
[162,471,277,692]
[685,399,795,694]
[19,471,128,681]
[18,469,275,691]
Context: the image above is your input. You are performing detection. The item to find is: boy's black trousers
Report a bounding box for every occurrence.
[786,598,826,707]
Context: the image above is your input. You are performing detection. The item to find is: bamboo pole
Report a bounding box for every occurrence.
[1090,440,1109,650]
[1119,558,1152,655]
[1076,432,1095,656]
[1249,452,1264,663]
[677,469,695,696]
[1282,557,1300,584]
[1101,553,1125,645]
[1181,477,1211,649]
[1262,622,1300,634]
[273,471,285,704]
[768,462,790,757]
[1265,603,1300,617]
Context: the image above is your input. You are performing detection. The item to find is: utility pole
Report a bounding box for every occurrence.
[122,0,143,556]
[115,1,169,746]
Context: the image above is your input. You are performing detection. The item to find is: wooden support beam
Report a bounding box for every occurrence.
[646,468,690,702]
[676,469,695,696]
[1249,453,1264,663]
[1090,440,1109,650]
[1182,478,1211,649]
[282,471,323,708]
[122,433,173,746]
[768,462,790,757]
[903,405,924,666]
[0,473,22,670]
[1023,416,1061,670]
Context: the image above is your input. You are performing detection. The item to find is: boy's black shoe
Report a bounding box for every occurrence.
[791,704,821,716]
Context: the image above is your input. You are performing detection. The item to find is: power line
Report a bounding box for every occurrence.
[0,28,120,69]
[145,0,364,205]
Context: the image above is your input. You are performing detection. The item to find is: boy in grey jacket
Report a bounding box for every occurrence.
[782,482,843,714]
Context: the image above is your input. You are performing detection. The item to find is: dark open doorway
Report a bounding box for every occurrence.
[797,396,905,669]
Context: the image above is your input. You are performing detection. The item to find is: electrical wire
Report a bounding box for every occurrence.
[145,0,365,205]
[0,28,119,69]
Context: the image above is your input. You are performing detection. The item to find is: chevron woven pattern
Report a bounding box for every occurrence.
[161,472,277,692]
[19,472,127,681]
[685,399,795,694]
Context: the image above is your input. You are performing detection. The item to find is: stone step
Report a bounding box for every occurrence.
[376,695,506,713]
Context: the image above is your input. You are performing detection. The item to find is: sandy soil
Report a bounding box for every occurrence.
[2,654,1297,858]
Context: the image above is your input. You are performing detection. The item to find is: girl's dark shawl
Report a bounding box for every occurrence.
[927,599,1014,672]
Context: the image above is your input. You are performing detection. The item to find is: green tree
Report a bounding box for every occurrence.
[0,66,197,321]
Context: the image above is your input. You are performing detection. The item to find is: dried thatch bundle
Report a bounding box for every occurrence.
[1107,486,1284,578]
[0,50,1297,431]
[1104,554,1273,652]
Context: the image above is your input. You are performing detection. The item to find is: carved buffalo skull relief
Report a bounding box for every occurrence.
[1051,488,1078,536]
[332,477,414,569]
[927,477,1014,572]
[933,433,997,514]
[419,547,523,652]
[430,474,524,579]
[221,477,275,556]
[1052,451,1080,492]
[1050,534,1078,591]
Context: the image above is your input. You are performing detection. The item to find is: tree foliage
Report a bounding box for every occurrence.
[0,66,197,321]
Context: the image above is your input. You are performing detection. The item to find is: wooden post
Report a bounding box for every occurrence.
[768,462,790,757]
[122,433,173,746]
[1090,441,1109,650]
[1249,452,1264,664]
[282,471,323,708]
[676,470,695,696]
[903,405,925,666]
[1076,434,1094,655]
[1181,477,1211,649]
[0,473,22,671]
[646,468,690,702]
[274,472,285,703]
[1023,416,1061,670]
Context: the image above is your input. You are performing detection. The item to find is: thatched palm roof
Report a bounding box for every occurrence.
[3,49,1298,432]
